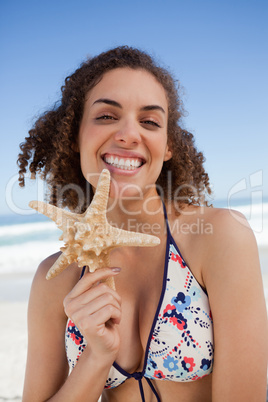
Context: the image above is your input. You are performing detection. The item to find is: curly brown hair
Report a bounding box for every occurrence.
[17,46,212,213]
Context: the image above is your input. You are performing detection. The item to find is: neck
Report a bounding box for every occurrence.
[106,194,166,238]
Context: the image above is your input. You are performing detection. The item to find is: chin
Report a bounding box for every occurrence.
[109,181,144,201]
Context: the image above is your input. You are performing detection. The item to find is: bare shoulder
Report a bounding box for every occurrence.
[35,251,62,279]
[197,206,262,293]
[199,206,257,252]
[170,204,260,287]
[170,204,256,254]
[29,252,81,316]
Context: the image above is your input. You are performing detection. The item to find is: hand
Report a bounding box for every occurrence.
[63,268,122,364]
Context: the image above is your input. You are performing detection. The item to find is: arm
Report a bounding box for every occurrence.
[202,210,268,402]
[22,254,121,402]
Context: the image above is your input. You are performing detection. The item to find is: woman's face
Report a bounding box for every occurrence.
[78,67,172,201]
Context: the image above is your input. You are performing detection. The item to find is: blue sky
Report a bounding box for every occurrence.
[1,0,267,217]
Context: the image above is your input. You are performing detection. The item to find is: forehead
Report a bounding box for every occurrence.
[86,67,168,110]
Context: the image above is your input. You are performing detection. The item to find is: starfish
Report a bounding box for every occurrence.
[29,169,160,289]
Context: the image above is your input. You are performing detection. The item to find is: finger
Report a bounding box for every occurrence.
[71,291,122,324]
[71,282,121,309]
[92,305,122,332]
[77,304,122,336]
[64,281,122,319]
[68,268,120,299]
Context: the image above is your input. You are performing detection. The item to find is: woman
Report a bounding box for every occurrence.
[18,46,267,401]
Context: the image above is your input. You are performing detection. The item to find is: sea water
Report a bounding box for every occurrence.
[0,214,61,276]
[0,201,268,277]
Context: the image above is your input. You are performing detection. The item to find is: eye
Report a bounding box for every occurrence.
[96,114,116,121]
[141,120,161,128]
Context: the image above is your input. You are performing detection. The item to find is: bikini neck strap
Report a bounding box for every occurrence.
[161,199,171,237]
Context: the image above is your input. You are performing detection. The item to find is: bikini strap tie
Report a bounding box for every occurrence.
[132,372,161,401]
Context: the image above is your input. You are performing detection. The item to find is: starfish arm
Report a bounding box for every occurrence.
[108,225,160,248]
[104,276,115,290]
[82,251,110,272]
[84,252,115,290]
[29,200,79,230]
[87,169,110,215]
[46,253,76,280]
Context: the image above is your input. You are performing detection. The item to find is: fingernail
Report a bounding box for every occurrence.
[111,267,121,273]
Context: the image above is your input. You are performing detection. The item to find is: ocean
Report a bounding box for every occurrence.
[0,213,61,276]
[0,200,268,277]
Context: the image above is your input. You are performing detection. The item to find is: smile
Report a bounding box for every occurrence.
[103,154,144,171]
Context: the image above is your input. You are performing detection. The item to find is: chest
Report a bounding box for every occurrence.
[110,244,166,372]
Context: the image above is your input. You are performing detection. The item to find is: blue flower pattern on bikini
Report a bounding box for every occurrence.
[142,243,213,383]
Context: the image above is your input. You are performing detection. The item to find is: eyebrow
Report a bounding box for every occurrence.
[141,104,165,114]
[93,98,122,108]
[92,98,165,114]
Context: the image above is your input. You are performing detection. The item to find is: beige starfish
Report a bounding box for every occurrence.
[29,169,160,289]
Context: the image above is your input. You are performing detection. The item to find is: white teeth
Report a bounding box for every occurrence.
[104,155,143,170]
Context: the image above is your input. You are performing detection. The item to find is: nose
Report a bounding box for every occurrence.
[114,119,141,146]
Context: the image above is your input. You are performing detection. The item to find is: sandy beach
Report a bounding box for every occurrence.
[1,270,268,402]
[0,301,28,402]
[0,275,32,402]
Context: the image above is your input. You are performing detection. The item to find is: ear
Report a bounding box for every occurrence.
[164,145,172,161]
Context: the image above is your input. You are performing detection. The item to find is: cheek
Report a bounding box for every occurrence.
[78,126,92,149]
[149,142,168,176]
[79,125,103,153]
[151,137,169,159]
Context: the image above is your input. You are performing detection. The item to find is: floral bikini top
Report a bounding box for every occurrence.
[65,203,214,401]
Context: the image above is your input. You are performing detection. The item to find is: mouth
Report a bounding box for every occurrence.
[102,153,145,171]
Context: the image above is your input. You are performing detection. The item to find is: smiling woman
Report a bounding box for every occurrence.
[17,46,268,402]
[17,46,210,214]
